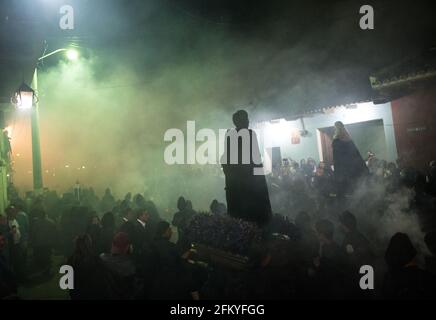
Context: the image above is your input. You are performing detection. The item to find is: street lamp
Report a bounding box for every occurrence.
[12,47,78,193]
[13,82,36,110]
[37,48,79,62]
[66,49,79,61]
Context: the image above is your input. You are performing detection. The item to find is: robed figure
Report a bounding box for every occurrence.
[220,110,272,226]
[332,121,368,196]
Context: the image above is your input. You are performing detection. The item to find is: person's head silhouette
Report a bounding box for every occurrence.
[232,110,249,130]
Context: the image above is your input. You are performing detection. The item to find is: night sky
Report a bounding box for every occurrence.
[2,0,436,113]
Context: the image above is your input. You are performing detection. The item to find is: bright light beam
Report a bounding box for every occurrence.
[66,49,79,61]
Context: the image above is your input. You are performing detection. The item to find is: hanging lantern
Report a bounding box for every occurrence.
[12,82,35,109]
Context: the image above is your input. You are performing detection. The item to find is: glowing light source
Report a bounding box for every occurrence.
[4,126,13,138]
[265,118,290,146]
[66,49,79,60]
[13,82,35,109]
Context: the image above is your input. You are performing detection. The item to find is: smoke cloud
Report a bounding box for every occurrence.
[8,0,436,214]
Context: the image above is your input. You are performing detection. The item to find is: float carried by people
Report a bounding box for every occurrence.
[185,213,263,270]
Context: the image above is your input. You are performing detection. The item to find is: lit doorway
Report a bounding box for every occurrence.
[318,119,388,165]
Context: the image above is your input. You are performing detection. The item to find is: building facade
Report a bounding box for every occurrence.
[253,101,398,167]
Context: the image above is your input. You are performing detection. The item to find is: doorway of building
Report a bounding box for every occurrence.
[318,119,388,165]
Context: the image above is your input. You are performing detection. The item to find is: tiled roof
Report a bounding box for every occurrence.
[370,48,436,90]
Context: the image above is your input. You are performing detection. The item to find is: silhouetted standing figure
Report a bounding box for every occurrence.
[332,121,368,196]
[221,110,272,226]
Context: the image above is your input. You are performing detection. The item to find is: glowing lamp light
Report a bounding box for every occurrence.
[4,125,13,138]
[66,49,79,61]
[13,82,35,109]
[265,118,289,146]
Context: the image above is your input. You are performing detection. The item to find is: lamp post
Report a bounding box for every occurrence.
[13,48,79,193]
[31,69,43,192]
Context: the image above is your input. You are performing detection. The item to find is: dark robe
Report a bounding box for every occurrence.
[332,138,368,195]
[118,220,151,255]
[99,253,139,300]
[221,128,272,226]
[67,255,116,300]
[0,253,17,299]
[149,238,196,299]
[172,208,195,252]
[315,242,350,299]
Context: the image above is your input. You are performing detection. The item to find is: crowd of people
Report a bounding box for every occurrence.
[268,154,436,218]
[1,155,436,300]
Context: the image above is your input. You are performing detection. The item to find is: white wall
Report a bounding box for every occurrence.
[253,102,398,163]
